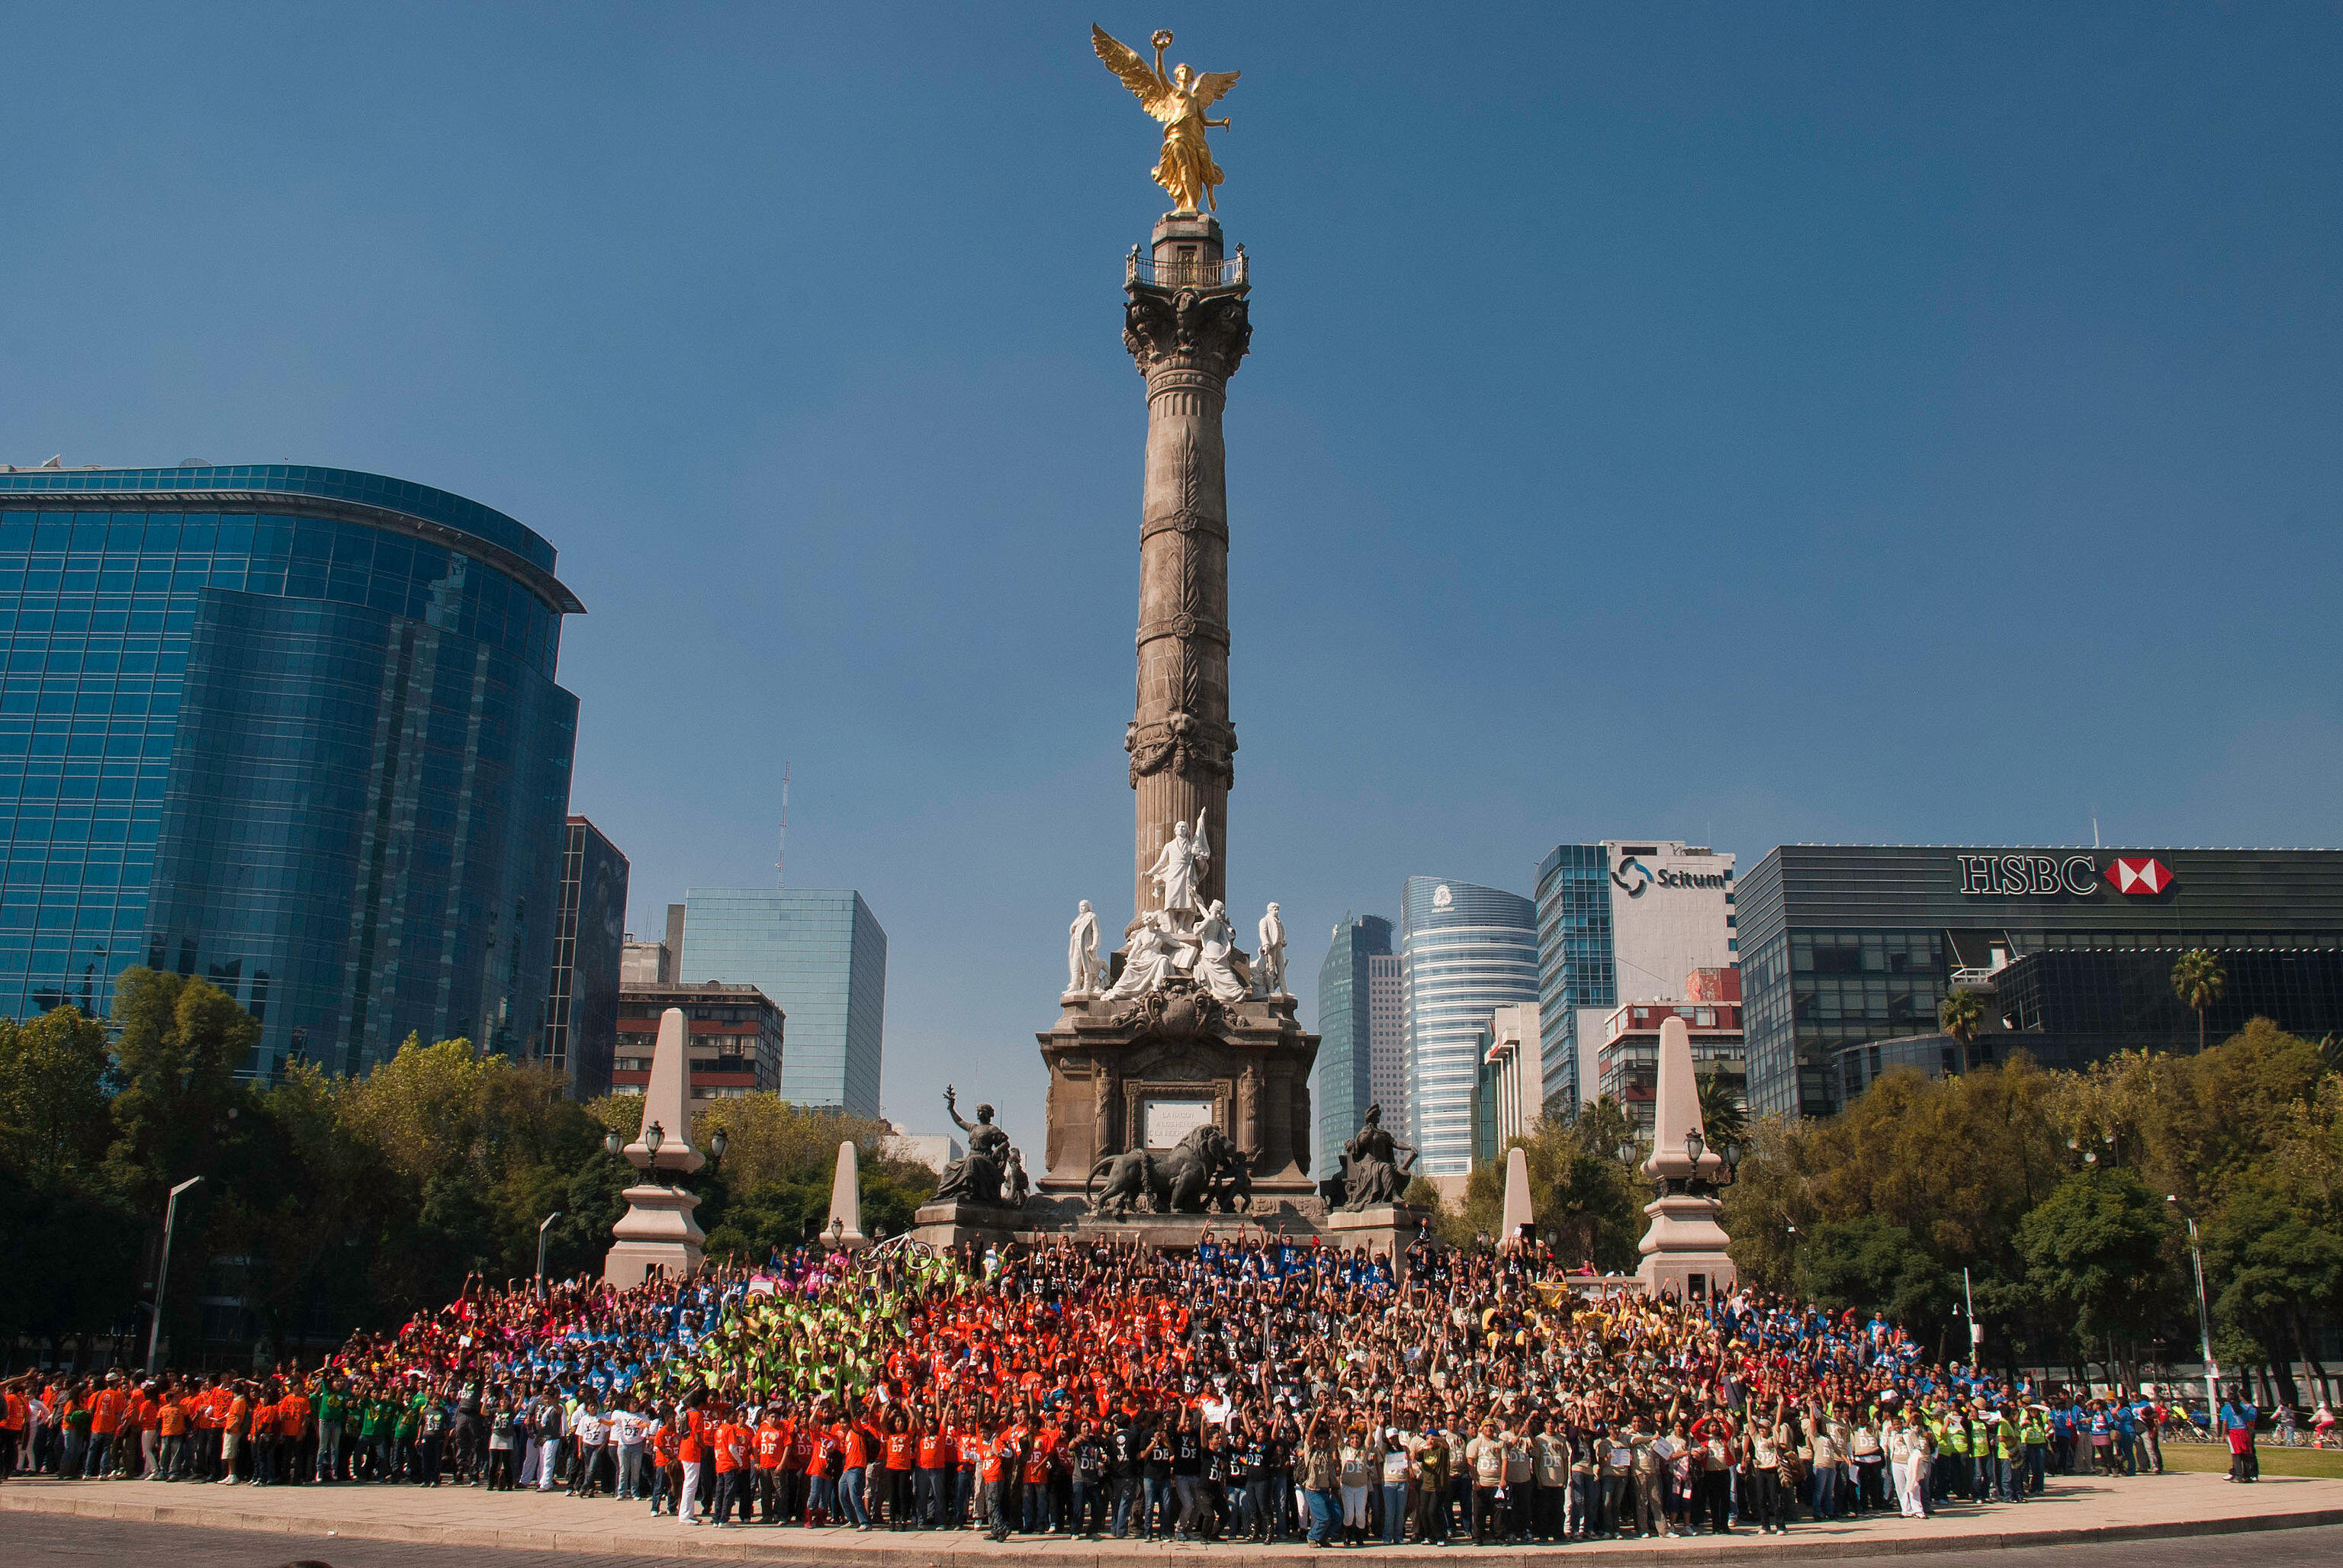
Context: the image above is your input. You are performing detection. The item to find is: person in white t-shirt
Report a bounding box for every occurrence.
[609,1399,648,1500]
[569,1398,610,1498]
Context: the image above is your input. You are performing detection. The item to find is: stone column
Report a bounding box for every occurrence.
[1123,213,1250,924]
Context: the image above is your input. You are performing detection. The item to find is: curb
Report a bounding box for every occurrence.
[5,1489,2341,1563]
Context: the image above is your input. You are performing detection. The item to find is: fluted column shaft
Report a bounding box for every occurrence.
[1123,213,1250,925]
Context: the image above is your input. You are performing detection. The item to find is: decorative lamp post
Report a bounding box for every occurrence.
[603,1131,621,1158]
[709,1126,729,1170]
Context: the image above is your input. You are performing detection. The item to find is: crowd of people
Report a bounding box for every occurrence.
[2,1229,2211,1544]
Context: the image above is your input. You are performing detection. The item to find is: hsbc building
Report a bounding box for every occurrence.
[1736,844,2343,1120]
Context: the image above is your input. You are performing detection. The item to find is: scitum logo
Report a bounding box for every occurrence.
[2106,856,2174,896]
[1611,857,1652,897]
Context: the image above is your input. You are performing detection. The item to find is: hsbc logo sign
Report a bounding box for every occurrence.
[2105,856,2173,895]
[1956,853,2176,898]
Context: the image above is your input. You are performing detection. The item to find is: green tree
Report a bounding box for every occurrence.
[0,1007,114,1190]
[1798,1214,1952,1328]
[105,968,262,1207]
[1458,1116,1642,1271]
[2202,1181,2343,1411]
[2171,949,2226,1055]
[2016,1166,2177,1387]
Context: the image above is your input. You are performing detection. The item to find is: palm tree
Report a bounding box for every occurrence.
[1694,1070,1747,1152]
[2171,949,2226,1053]
[1939,989,1984,1071]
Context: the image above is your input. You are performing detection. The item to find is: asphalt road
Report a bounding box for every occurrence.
[9,1516,2343,1568]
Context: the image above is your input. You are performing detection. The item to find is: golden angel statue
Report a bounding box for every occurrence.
[1091,25,1239,214]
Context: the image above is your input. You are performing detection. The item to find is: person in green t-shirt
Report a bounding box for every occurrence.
[314,1382,347,1483]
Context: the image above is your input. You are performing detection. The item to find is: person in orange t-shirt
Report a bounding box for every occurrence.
[220,1386,250,1485]
[753,1411,785,1524]
[156,1390,191,1480]
[979,1425,1013,1542]
[648,1408,682,1516]
[1,1377,26,1482]
[915,1414,953,1529]
[88,1378,124,1479]
[710,1408,748,1528]
[249,1393,280,1486]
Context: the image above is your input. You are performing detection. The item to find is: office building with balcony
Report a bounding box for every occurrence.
[1740,844,2343,1118]
[538,815,628,1098]
[0,463,581,1075]
[612,980,783,1100]
[1468,1001,1540,1164]
[1313,912,1400,1174]
[1534,840,1736,1116]
[1400,876,1539,1176]
[1595,967,1744,1136]
[680,887,885,1115]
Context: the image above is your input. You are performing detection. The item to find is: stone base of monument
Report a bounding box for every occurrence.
[908,1199,1027,1251]
[605,1183,705,1290]
[1035,988,1320,1206]
[1635,1192,1737,1303]
[1326,1203,1432,1279]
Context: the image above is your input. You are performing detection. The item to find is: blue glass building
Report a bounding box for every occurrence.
[1400,876,1539,1175]
[679,888,885,1116]
[0,464,581,1075]
[1534,844,1616,1115]
[1313,912,1394,1178]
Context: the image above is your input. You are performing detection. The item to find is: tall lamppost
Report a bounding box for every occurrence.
[146,1175,204,1374]
[2168,1195,2219,1421]
[536,1210,562,1296]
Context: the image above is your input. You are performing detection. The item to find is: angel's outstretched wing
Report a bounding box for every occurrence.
[1092,24,1168,115]
[1189,70,1240,111]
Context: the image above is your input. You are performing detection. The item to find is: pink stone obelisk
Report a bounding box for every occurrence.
[603,1007,707,1287]
[1637,1015,1736,1300]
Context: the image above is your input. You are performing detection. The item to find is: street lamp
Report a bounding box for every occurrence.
[2168,1195,2219,1421]
[536,1210,562,1296]
[1685,1130,1705,1167]
[603,1130,621,1158]
[645,1122,665,1158]
[709,1126,729,1170]
[146,1175,204,1374]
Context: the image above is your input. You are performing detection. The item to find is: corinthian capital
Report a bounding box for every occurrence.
[1123,288,1252,381]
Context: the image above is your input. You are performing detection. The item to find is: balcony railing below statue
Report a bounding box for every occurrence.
[1126,248,1249,291]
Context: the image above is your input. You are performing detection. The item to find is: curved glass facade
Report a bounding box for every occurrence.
[1400,876,1539,1175]
[0,465,580,1076]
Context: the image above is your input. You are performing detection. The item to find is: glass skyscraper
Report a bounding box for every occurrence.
[679,887,885,1116]
[1534,844,1616,1113]
[0,464,581,1075]
[1313,912,1393,1177]
[538,815,629,1100]
[1400,876,1538,1175]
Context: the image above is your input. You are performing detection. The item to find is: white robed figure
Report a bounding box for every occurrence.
[1148,811,1212,917]
[1101,911,1183,1000]
[1188,899,1246,1003]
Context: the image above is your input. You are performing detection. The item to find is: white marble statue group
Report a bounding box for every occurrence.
[1063,812,1287,1004]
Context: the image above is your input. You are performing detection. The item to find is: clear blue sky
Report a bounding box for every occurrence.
[7,5,2341,1158]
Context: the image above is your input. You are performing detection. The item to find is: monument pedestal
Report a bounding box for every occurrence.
[1636,1192,1736,1301]
[910,1200,1026,1252]
[1326,1203,1432,1278]
[605,1183,705,1290]
[1037,985,1319,1204]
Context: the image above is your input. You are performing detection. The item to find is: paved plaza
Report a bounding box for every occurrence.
[5,1470,2341,1565]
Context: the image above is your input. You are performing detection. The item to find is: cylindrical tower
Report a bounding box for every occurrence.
[1122,211,1251,925]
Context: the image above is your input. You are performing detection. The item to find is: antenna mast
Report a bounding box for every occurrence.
[776,763,790,889]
